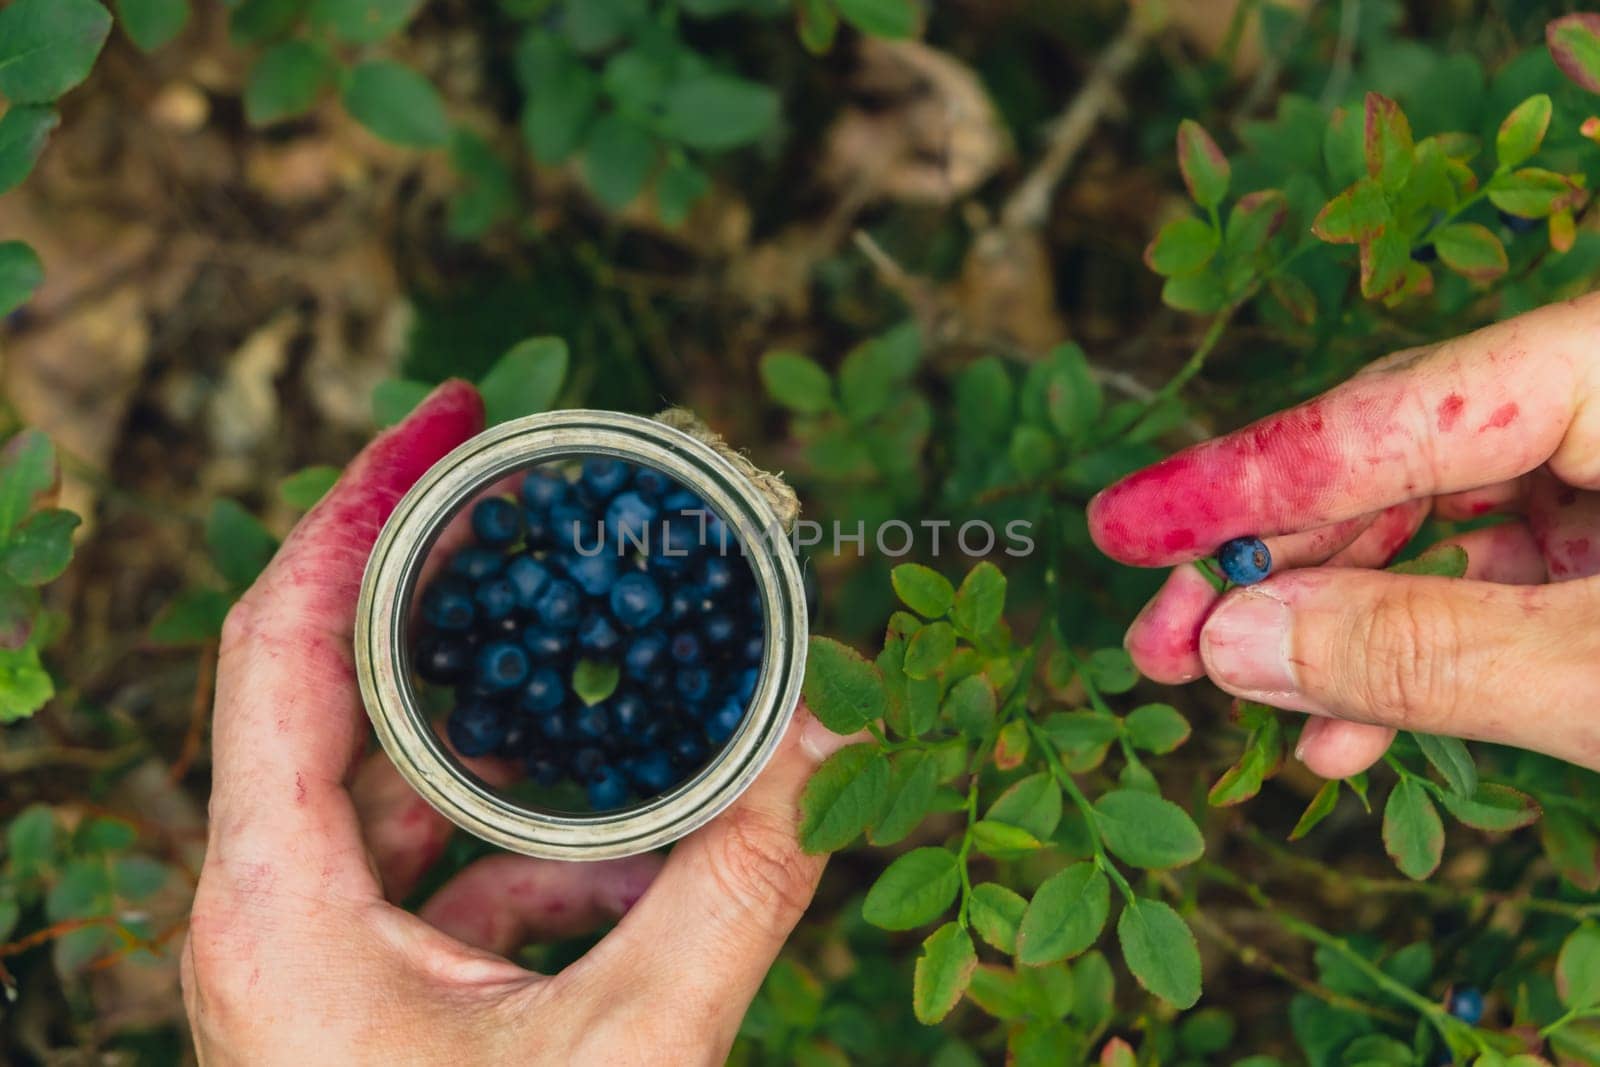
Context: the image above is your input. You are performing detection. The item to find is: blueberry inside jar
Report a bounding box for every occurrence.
[409,456,765,813]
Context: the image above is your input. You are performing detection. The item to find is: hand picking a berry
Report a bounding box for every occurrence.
[182,382,855,1065]
[1091,292,1600,779]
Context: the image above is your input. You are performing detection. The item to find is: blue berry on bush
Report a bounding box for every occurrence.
[472,496,523,547]
[1448,987,1484,1025]
[446,700,506,758]
[475,641,530,691]
[1218,536,1272,585]
[611,572,664,628]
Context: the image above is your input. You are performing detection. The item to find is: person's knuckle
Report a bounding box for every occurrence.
[707,805,819,933]
[218,595,260,656]
[1343,589,1462,730]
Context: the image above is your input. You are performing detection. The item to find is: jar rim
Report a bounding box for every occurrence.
[355,409,808,861]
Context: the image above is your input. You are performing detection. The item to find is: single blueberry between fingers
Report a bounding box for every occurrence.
[1218,536,1272,585]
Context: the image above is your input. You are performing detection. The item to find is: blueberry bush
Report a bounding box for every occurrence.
[5,1,1600,1063]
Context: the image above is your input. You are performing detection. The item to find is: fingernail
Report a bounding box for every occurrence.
[1201,590,1298,697]
[800,712,856,764]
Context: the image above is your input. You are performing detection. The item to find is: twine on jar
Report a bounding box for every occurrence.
[653,408,801,534]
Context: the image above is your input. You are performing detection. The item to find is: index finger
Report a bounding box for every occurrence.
[206,382,483,887]
[1089,293,1600,567]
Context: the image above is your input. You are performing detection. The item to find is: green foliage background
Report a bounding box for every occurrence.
[4,0,1600,1063]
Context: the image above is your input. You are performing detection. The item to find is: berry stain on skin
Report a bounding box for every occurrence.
[1436,393,1465,432]
[1479,402,1520,432]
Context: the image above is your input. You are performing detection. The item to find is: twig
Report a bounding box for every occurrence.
[0,742,143,774]
[168,640,217,784]
[1001,18,1150,232]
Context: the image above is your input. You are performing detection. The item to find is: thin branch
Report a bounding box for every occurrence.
[1001,18,1150,232]
[168,641,217,784]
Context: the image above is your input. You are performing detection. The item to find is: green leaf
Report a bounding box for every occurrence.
[113,854,168,900]
[517,32,598,164]
[1143,215,1218,277]
[0,642,53,722]
[571,658,619,705]
[941,673,994,735]
[986,772,1062,841]
[1043,344,1101,444]
[660,73,779,152]
[561,0,647,53]
[1017,863,1110,966]
[0,0,113,104]
[1094,790,1204,870]
[244,39,332,125]
[149,587,232,645]
[1488,167,1584,220]
[480,337,569,425]
[1117,897,1202,1009]
[0,241,45,318]
[914,922,976,1025]
[905,675,940,737]
[1411,732,1476,797]
[343,60,450,148]
[868,749,938,846]
[1388,544,1469,577]
[229,0,307,44]
[583,113,657,210]
[3,509,79,586]
[1548,14,1600,94]
[1558,923,1600,1010]
[46,856,111,920]
[1225,189,1288,258]
[1360,226,1410,300]
[1437,782,1540,832]
[1541,807,1600,892]
[7,804,56,880]
[1312,178,1388,244]
[862,846,961,930]
[116,0,189,50]
[802,635,885,734]
[950,562,1005,641]
[1161,271,1227,313]
[0,106,59,195]
[1382,778,1444,880]
[206,499,278,589]
[799,743,889,853]
[796,0,837,53]
[965,964,1031,1020]
[309,0,423,43]
[656,157,709,226]
[835,0,916,38]
[0,429,57,540]
[970,820,1043,856]
[903,621,955,680]
[1176,120,1229,209]
[760,351,834,415]
[968,882,1026,954]
[372,378,432,427]
[1125,704,1190,754]
[1084,648,1137,694]
[1362,92,1413,191]
[1040,710,1118,772]
[1497,94,1552,169]
[278,465,340,510]
[1208,711,1283,806]
[0,575,40,649]
[1289,780,1340,841]
[838,325,920,422]
[1179,1008,1237,1055]
[1435,223,1508,283]
[892,563,954,619]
